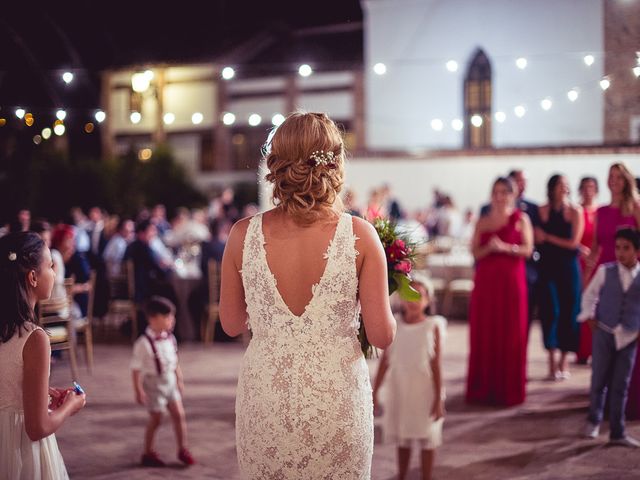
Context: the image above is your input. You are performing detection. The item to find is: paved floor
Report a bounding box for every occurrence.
[51,321,640,479]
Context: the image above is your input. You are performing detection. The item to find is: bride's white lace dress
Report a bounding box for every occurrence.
[236,212,373,479]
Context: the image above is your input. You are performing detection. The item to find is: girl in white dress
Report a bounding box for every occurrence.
[0,232,86,480]
[373,274,446,480]
[220,112,397,479]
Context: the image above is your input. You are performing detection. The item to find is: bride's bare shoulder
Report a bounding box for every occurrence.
[351,216,380,254]
[226,215,257,248]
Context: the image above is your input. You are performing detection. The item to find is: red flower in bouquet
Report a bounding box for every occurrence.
[394,260,412,274]
[386,239,407,262]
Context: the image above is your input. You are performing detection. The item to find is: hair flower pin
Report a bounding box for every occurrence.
[8,252,17,261]
[307,150,337,169]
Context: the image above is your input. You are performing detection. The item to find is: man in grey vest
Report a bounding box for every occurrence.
[579,227,640,447]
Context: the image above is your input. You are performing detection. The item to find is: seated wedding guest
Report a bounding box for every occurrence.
[124,219,174,304]
[69,207,91,254]
[31,220,52,248]
[103,218,135,278]
[8,208,31,233]
[436,195,463,238]
[51,225,91,318]
[151,204,171,238]
[382,183,404,221]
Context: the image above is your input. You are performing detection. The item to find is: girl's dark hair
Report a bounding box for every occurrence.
[579,176,599,193]
[493,176,514,194]
[547,174,564,204]
[0,232,46,342]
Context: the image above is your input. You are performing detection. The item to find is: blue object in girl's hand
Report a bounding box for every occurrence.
[72,381,85,395]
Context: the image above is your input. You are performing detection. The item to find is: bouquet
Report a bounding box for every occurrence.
[359,218,420,357]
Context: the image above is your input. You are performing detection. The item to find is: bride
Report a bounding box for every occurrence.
[220,111,396,479]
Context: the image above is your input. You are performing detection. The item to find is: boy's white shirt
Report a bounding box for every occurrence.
[130,327,178,376]
[578,262,640,350]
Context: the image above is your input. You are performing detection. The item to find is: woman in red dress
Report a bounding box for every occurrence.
[576,177,599,364]
[466,177,534,407]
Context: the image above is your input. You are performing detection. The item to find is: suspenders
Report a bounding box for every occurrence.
[143,333,177,375]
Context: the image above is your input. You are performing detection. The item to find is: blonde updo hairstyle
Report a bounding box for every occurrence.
[264,112,345,225]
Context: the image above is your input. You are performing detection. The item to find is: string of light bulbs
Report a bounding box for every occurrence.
[2,51,640,143]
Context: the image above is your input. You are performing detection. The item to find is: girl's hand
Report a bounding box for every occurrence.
[431,399,445,420]
[135,389,147,406]
[62,390,86,415]
[178,381,185,396]
[48,387,68,410]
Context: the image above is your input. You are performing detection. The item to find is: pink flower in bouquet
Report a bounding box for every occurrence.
[394,260,412,274]
[386,239,407,261]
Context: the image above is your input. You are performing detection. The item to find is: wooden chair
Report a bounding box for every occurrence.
[105,260,138,341]
[201,259,220,344]
[38,278,79,381]
[441,266,475,318]
[74,271,96,373]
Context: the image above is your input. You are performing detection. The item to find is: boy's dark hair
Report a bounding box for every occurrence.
[0,232,46,342]
[145,296,176,317]
[615,227,640,250]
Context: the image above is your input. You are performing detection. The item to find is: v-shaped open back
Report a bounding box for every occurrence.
[257,213,344,318]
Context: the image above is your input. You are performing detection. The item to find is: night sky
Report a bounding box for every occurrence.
[1,1,363,111]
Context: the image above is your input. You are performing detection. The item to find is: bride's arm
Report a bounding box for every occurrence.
[354,217,396,349]
[220,219,250,337]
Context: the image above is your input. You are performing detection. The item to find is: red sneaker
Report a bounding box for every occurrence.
[141,451,166,467]
[178,447,196,465]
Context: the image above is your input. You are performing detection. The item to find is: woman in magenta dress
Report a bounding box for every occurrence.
[586,163,640,419]
[466,177,534,407]
[576,176,599,364]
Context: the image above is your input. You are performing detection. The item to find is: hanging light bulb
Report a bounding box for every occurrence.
[430,119,443,131]
[514,105,526,118]
[373,63,387,75]
[222,112,236,125]
[130,111,142,124]
[15,108,25,119]
[56,109,67,121]
[599,78,611,90]
[248,113,262,126]
[515,57,528,69]
[95,110,106,123]
[191,112,204,125]
[62,72,74,84]
[451,119,463,131]
[567,89,579,102]
[271,113,285,126]
[540,98,553,111]
[446,60,458,72]
[163,113,175,125]
[470,114,483,127]
[494,111,507,123]
[583,54,595,66]
[222,67,235,80]
[298,64,313,77]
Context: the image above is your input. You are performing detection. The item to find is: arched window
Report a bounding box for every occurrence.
[464,49,492,148]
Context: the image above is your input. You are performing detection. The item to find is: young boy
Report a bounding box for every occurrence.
[579,227,640,447]
[131,296,196,466]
